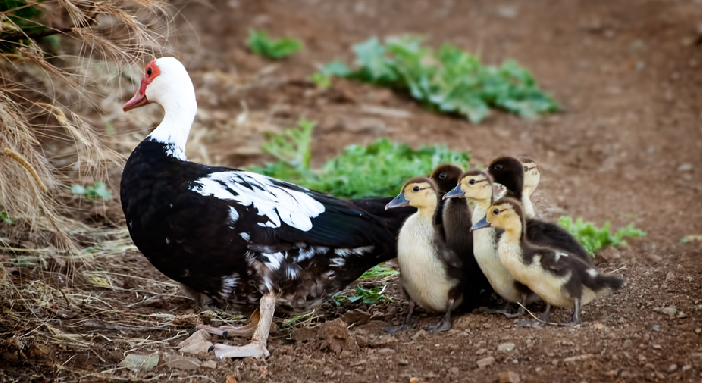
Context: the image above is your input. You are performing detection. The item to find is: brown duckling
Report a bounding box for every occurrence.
[431,164,493,306]
[487,156,591,263]
[444,170,535,316]
[471,197,624,326]
[520,157,541,218]
[386,177,463,332]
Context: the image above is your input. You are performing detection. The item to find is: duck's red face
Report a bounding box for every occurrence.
[123,60,162,111]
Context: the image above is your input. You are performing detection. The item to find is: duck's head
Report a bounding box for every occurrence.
[487,156,524,197]
[386,177,438,210]
[470,197,525,233]
[520,157,541,191]
[123,57,196,112]
[430,164,464,194]
[444,170,493,202]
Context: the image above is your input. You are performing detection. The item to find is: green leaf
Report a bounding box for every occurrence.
[71,185,86,195]
[319,36,558,122]
[359,264,399,279]
[557,216,645,256]
[0,211,13,224]
[247,29,303,59]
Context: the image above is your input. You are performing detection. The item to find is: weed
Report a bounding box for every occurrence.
[359,264,398,279]
[680,235,702,244]
[282,311,314,328]
[318,36,559,123]
[250,120,469,198]
[333,285,391,306]
[557,216,646,256]
[247,29,303,59]
[0,212,12,224]
[71,182,112,200]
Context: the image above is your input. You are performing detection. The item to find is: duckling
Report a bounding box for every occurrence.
[386,177,463,332]
[471,197,624,326]
[487,156,591,263]
[430,164,493,306]
[520,157,541,218]
[444,170,534,317]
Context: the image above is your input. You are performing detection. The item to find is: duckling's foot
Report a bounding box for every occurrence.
[386,299,417,333]
[557,298,582,327]
[484,302,514,316]
[425,317,452,333]
[514,319,543,328]
[503,305,525,319]
[385,323,413,334]
[210,341,269,359]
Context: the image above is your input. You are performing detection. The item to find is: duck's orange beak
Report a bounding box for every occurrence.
[123,76,150,112]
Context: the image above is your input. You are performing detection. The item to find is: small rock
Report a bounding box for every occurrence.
[497,343,515,352]
[398,359,409,366]
[377,348,395,354]
[662,307,677,316]
[319,318,359,354]
[200,360,216,369]
[340,309,372,326]
[165,355,200,370]
[669,364,677,371]
[678,163,693,171]
[696,329,701,334]
[652,344,661,349]
[177,329,213,354]
[622,340,632,348]
[564,354,593,363]
[410,378,419,383]
[225,376,237,383]
[476,348,487,355]
[497,371,521,383]
[477,356,495,368]
[666,272,675,280]
[449,367,459,375]
[340,350,354,359]
[683,365,692,371]
[118,354,159,372]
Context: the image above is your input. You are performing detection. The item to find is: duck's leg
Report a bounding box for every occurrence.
[425,295,456,333]
[386,299,416,333]
[208,293,276,358]
[558,298,582,327]
[198,309,263,339]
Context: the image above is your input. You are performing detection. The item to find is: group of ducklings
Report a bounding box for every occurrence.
[385,156,625,332]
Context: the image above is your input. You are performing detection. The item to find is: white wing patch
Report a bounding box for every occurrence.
[229,207,239,224]
[264,252,284,270]
[330,257,345,267]
[222,274,239,296]
[335,246,374,256]
[190,171,325,231]
[587,269,598,277]
[240,232,250,241]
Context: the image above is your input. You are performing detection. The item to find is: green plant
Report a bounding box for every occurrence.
[557,216,646,256]
[71,182,112,200]
[281,311,314,328]
[247,29,303,59]
[250,121,470,198]
[0,211,12,224]
[359,264,399,279]
[317,36,559,123]
[680,235,702,244]
[333,285,391,306]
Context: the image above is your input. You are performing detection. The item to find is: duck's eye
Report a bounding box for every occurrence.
[146,67,153,76]
[439,172,447,179]
[413,186,420,192]
[493,209,499,215]
[469,179,476,185]
[494,164,503,170]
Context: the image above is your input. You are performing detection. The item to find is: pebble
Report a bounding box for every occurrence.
[398,360,409,366]
[377,348,395,354]
[200,360,216,369]
[622,340,632,348]
[669,364,677,371]
[449,367,459,375]
[662,307,677,315]
[498,343,516,352]
[477,356,496,368]
[652,344,661,349]
[410,377,419,383]
[666,272,675,280]
[683,365,692,371]
[497,371,520,383]
[225,376,237,383]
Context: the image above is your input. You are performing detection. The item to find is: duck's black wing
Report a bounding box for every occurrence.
[525,219,591,264]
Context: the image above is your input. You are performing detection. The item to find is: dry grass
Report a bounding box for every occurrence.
[0,0,171,253]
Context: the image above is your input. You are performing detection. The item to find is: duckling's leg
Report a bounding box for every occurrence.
[425,297,455,333]
[504,293,528,318]
[539,303,552,323]
[386,299,416,333]
[208,293,276,358]
[558,298,582,327]
[485,301,515,315]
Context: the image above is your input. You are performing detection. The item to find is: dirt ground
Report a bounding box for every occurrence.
[3,0,702,382]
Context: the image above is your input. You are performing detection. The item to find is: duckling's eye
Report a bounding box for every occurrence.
[469,179,476,185]
[493,209,499,215]
[494,164,503,170]
[523,166,528,172]
[147,67,153,76]
[439,172,447,179]
[413,186,420,192]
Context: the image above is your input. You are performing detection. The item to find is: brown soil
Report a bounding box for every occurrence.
[3,0,702,382]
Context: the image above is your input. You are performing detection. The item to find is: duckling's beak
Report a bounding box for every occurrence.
[385,193,409,210]
[470,215,492,232]
[443,185,464,200]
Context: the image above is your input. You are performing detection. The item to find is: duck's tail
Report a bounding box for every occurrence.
[583,268,625,297]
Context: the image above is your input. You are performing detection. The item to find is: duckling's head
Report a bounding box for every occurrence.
[487,156,524,198]
[520,157,541,191]
[386,177,439,210]
[470,197,525,233]
[430,164,464,194]
[444,170,493,202]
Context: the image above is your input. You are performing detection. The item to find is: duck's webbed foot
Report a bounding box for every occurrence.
[205,294,276,359]
[558,299,582,327]
[385,299,416,333]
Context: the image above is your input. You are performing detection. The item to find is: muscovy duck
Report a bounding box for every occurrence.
[120,57,412,358]
[471,197,624,327]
